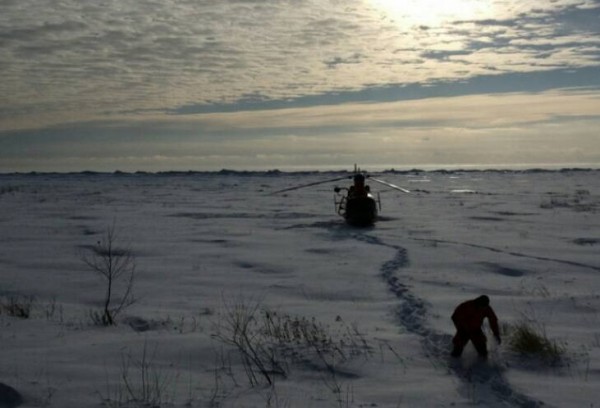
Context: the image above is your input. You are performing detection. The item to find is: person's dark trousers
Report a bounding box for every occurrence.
[451,327,488,358]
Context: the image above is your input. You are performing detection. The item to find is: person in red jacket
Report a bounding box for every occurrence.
[451,295,501,358]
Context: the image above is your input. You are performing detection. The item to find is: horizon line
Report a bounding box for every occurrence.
[1,164,599,176]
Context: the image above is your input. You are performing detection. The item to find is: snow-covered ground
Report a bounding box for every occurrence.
[1,169,599,407]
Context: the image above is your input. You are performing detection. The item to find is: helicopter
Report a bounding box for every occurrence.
[270,166,410,227]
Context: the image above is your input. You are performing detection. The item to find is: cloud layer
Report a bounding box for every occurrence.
[2,89,599,172]
[1,0,599,171]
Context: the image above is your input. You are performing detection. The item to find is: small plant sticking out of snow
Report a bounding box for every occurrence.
[540,190,597,212]
[504,321,566,365]
[82,223,136,326]
[99,342,174,408]
[0,295,35,319]
[212,297,372,387]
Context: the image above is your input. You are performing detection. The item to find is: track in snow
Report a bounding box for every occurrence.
[353,232,546,408]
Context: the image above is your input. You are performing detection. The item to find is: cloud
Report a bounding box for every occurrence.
[0,0,599,171]
[1,0,599,131]
[2,88,599,171]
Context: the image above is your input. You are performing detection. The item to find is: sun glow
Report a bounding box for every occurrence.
[370,0,493,27]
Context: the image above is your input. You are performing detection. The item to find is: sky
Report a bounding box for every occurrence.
[1,0,600,172]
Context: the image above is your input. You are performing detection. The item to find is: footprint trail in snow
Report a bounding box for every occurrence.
[353,232,546,408]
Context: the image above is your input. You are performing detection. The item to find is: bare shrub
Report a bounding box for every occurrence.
[82,223,136,326]
[540,190,598,212]
[0,295,35,319]
[99,342,175,408]
[0,185,21,195]
[120,343,174,406]
[212,297,371,387]
[204,346,236,407]
[212,298,283,386]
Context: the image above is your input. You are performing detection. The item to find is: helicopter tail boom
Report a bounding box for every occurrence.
[369,177,410,194]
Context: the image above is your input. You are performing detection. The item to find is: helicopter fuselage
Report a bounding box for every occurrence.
[335,189,380,227]
[270,168,408,227]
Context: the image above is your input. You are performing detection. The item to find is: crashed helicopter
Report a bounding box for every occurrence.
[270,167,410,227]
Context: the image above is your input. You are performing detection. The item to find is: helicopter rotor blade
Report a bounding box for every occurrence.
[369,177,411,194]
[269,175,352,195]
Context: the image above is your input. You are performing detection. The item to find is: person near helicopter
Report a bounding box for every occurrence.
[348,173,370,198]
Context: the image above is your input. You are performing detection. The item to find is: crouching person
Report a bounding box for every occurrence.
[451,295,501,358]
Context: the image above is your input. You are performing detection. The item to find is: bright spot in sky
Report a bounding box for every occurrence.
[1,0,599,172]
[371,0,493,26]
